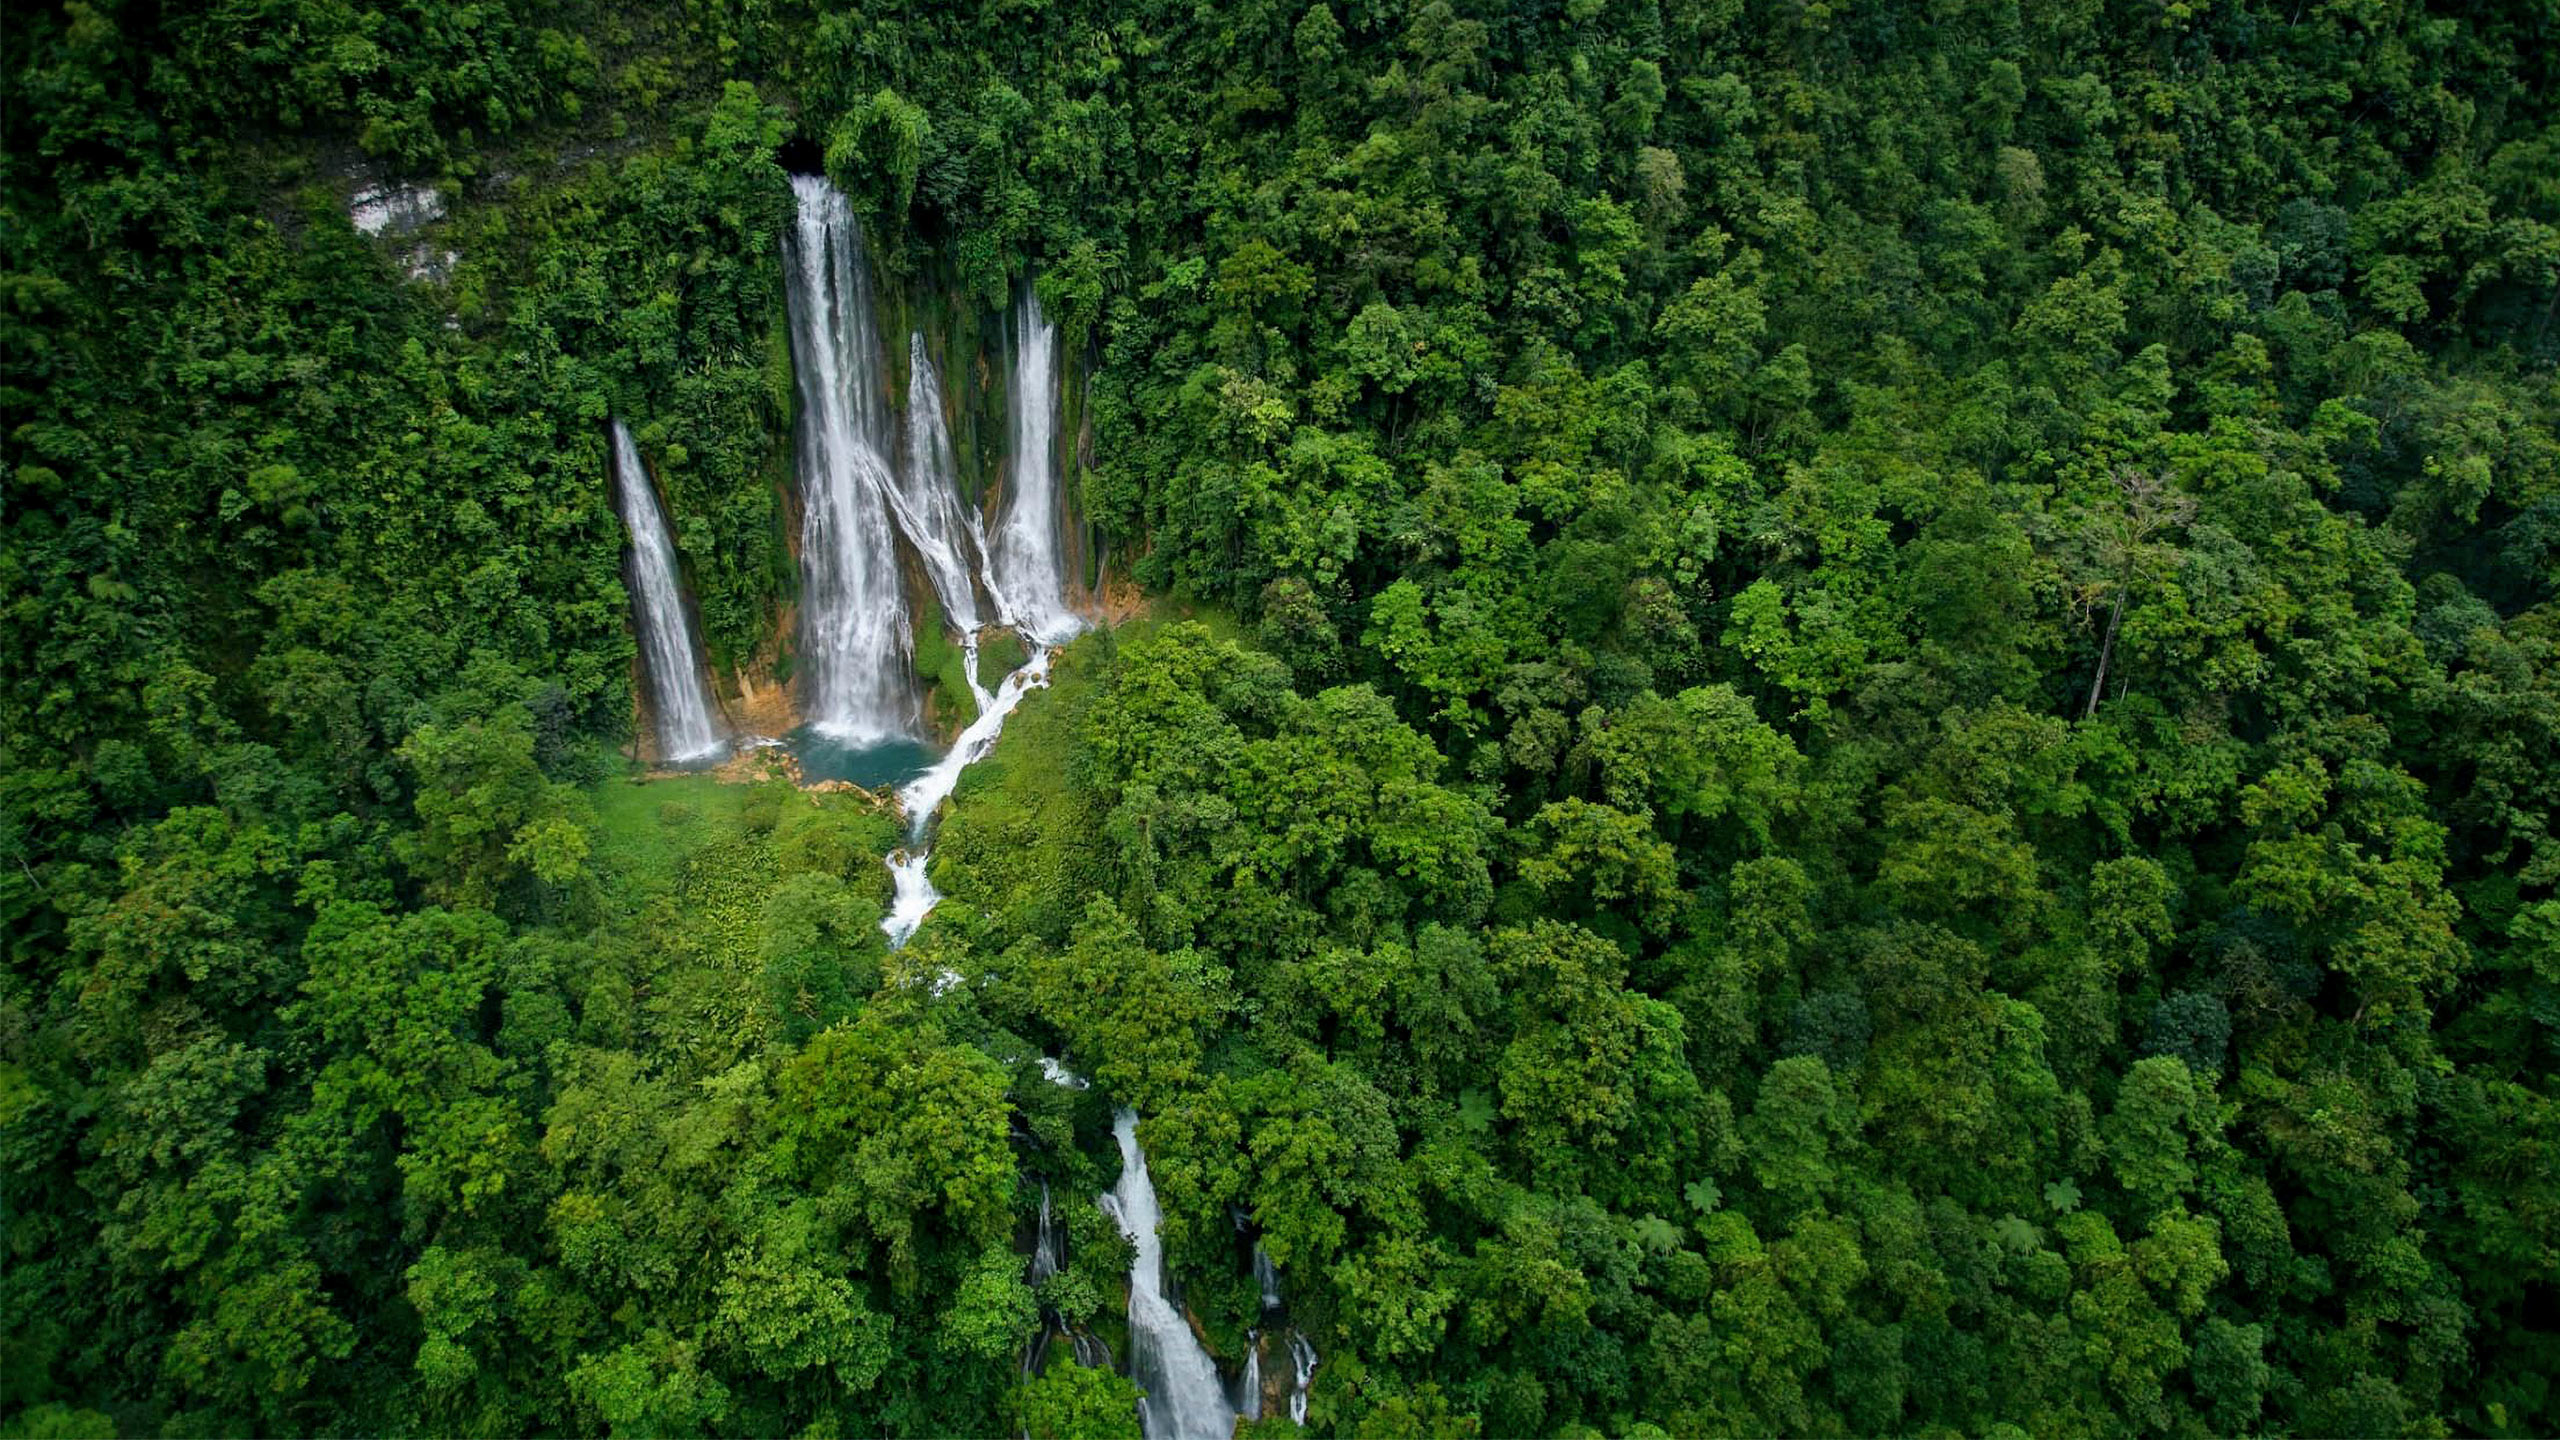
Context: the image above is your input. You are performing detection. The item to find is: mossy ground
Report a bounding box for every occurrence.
[585,771,904,1058]
[912,597,980,732]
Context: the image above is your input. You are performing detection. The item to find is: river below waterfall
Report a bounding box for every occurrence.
[878,645,1057,950]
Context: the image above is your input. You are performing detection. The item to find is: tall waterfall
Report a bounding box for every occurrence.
[989,285,1081,644]
[783,174,917,741]
[1101,1108,1238,1440]
[609,420,725,762]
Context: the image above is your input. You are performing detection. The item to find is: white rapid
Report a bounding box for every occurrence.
[783,174,917,742]
[609,420,725,763]
[882,850,939,951]
[989,285,1081,644]
[878,647,1058,949]
[1288,1333,1319,1425]
[1101,1108,1238,1440]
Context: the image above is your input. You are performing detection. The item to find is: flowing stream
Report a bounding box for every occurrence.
[609,420,725,762]
[1102,1108,1239,1440]
[880,646,1056,949]
[783,175,917,741]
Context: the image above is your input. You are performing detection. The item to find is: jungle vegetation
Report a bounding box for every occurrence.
[5,0,2559,1435]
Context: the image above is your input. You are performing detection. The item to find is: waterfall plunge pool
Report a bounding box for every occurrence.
[783,729,941,791]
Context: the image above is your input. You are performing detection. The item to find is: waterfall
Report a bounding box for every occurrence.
[1247,1243,1318,1426]
[1237,1336,1263,1422]
[783,174,916,741]
[776,191,1085,956]
[897,332,996,713]
[1100,1108,1237,1440]
[1032,1180,1065,1287]
[1254,1245,1282,1313]
[895,332,994,649]
[1287,1333,1319,1425]
[988,285,1081,644]
[609,420,725,763]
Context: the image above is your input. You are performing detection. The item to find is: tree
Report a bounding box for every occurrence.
[1013,1361,1143,1440]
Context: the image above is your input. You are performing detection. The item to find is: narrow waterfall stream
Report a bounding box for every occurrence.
[609,420,725,762]
[1249,1242,1319,1425]
[988,284,1081,645]
[1287,1334,1319,1425]
[894,331,997,717]
[1102,1108,1240,1440]
[783,174,917,741]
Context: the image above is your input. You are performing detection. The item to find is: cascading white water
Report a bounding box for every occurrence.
[894,332,994,644]
[1248,1243,1318,1425]
[1237,1338,1263,1422]
[882,850,939,951]
[897,646,1055,834]
[776,210,1086,956]
[1032,1179,1065,1287]
[879,648,1059,949]
[896,332,998,714]
[1288,1333,1319,1425]
[784,175,917,741]
[988,285,1082,644]
[1254,1245,1282,1313]
[609,420,726,763]
[1101,1108,1238,1440]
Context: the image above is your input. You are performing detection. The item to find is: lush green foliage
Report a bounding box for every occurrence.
[7,0,2560,1434]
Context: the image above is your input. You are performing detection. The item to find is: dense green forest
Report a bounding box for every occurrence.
[7,0,2560,1435]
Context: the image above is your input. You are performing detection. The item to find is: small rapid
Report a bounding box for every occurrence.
[878,646,1057,950]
